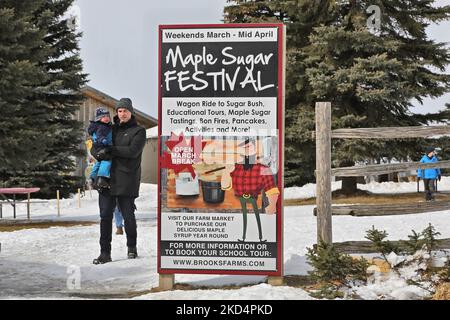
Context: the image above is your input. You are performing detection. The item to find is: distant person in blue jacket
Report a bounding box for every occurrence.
[417,147,441,201]
[114,205,124,235]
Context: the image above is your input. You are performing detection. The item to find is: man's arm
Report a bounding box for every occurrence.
[435,157,441,176]
[111,128,146,159]
[220,165,235,190]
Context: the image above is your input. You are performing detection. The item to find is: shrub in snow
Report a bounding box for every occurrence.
[306,241,369,299]
[306,225,449,300]
[351,224,449,300]
[433,283,450,300]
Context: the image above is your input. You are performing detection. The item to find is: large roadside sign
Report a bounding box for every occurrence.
[158,23,285,275]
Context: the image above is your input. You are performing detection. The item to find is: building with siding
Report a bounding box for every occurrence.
[74,86,158,183]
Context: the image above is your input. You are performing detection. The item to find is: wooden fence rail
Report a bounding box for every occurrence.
[330,160,450,177]
[312,125,450,139]
[313,201,450,217]
[330,238,450,254]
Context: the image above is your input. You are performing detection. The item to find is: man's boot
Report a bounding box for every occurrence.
[116,226,124,235]
[128,247,138,259]
[93,252,112,264]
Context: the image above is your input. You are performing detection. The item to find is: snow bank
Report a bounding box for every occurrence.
[285,176,450,199]
[136,283,314,300]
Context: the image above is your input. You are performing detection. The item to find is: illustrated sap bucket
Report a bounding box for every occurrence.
[200,180,225,203]
[175,172,199,196]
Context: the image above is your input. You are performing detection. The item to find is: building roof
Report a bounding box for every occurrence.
[81,85,157,127]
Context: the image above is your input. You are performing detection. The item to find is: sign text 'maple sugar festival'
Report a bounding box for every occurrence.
[163,46,275,92]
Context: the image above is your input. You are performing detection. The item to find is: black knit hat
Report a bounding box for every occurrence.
[116,98,134,114]
[425,146,435,154]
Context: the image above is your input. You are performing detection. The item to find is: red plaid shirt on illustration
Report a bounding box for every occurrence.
[230,163,278,198]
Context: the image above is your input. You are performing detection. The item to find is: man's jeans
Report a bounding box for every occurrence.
[99,190,137,253]
[423,179,436,201]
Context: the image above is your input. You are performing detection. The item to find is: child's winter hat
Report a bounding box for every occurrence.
[95,107,110,121]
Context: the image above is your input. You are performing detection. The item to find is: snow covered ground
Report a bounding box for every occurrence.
[1,179,450,300]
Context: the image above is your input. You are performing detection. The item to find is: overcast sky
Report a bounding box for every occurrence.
[75,0,450,118]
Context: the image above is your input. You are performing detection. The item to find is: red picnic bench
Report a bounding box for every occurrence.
[0,188,41,219]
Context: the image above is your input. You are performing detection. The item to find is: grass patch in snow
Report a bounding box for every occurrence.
[284,191,450,206]
[0,220,97,232]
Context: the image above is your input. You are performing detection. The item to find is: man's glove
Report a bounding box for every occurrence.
[96,147,111,161]
[91,146,112,161]
[438,175,441,181]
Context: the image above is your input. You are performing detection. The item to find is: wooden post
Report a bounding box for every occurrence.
[268,276,284,286]
[27,193,31,220]
[77,188,81,208]
[158,274,174,291]
[315,102,332,244]
[57,190,60,217]
[13,194,16,219]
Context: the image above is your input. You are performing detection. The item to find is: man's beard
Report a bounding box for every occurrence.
[244,155,256,170]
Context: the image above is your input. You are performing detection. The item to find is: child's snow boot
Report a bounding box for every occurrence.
[97,176,110,190]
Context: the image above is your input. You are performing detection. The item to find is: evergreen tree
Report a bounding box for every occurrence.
[0,0,50,180]
[0,0,87,198]
[225,0,335,186]
[224,0,450,190]
[32,0,87,198]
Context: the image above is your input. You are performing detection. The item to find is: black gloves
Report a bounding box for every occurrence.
[91,145,112,161]
[96,147,111,161]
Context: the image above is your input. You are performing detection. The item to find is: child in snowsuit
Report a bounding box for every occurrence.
[417,146,441,201]
[88,107,113,190]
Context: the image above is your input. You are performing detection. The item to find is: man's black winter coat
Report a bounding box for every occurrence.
[110,115,146,197]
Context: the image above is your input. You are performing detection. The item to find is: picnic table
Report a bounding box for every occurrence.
[0,188,41,219]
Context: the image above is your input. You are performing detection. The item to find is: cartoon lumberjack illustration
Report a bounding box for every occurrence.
[220,138,280,242]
